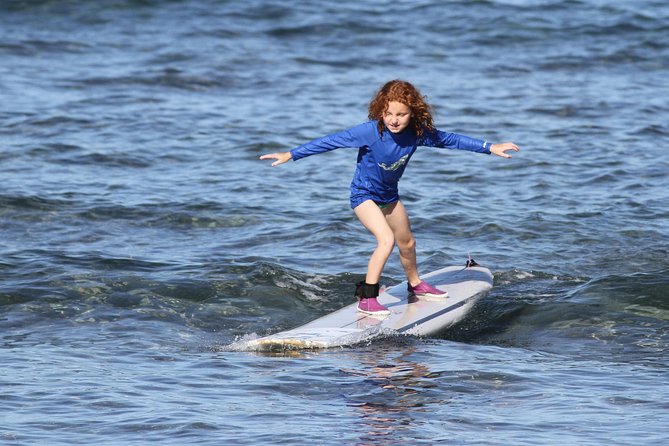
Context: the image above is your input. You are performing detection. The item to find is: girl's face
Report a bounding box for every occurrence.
[383,101,412,133]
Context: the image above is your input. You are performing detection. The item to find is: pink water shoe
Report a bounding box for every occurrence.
[354,281,390,316]
[357,297,390,316]
[408,281,448,299]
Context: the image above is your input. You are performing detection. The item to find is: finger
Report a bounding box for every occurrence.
[495,147,513,159]
[259,154,277,160]
[272,156,289,167]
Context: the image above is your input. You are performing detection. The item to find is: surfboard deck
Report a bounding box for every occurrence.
[241,264,493,352]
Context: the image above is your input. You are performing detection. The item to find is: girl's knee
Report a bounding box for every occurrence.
[377,233,395,253]
[398,235,416,253]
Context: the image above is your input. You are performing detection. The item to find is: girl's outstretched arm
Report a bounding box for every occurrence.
[259,151,292,167]
[490,142,520,159]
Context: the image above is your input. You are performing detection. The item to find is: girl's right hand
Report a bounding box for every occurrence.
[259,151,292,167]
[490,142,520,159]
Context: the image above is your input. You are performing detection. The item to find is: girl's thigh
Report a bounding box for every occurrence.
[383,200,413,244]
[354,200,394,242]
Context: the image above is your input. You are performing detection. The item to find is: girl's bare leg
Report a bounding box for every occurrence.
[382,201,421,287]
[353,200,395,285]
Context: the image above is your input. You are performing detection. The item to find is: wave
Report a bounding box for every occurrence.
[0,258,354,329]
[2,232,667,365]
[441,268,669,363]
[0,38,91,56]
[0,193,73,212]
[0,189,260,228]
[64,67,233,91]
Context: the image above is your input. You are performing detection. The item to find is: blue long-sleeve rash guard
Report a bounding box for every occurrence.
[289,120,492,209]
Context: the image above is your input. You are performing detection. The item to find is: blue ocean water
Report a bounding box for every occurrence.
[1,0,668,444]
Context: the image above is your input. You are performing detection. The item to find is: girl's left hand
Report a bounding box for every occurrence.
[259,151,292,166]
[490,142,520,159]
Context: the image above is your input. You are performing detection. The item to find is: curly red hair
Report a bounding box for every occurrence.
[368,80,434,137]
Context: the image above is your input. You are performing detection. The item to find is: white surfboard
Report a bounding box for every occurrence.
[239,263,493,352]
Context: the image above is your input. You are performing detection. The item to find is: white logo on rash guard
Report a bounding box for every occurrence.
[378,154,409,171]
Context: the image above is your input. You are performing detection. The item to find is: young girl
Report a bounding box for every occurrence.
[260,80,519,316]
